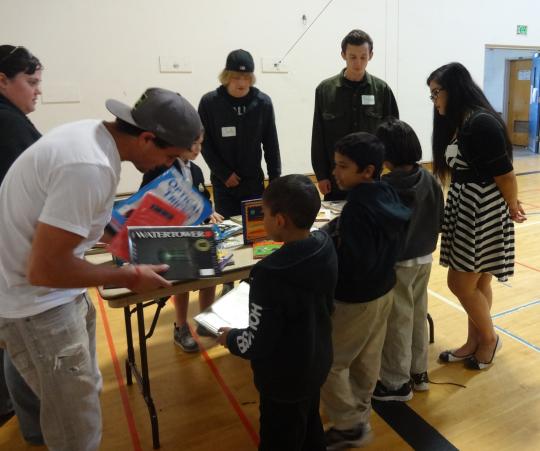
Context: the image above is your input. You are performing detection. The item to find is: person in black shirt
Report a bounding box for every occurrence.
[199,49,281,218]
[0,44,43,445]
[427,62,525,369]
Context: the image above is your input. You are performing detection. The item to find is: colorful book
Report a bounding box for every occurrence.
[252,240,283,259]
[128,225,220,281]
[241,198,267,244]
[108,192,188,261]
[213,219,244,241]
[108,166,212,235]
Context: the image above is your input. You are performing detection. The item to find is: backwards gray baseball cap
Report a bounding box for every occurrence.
[106,88,203,148]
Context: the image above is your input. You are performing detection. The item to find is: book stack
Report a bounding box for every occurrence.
[107,166,212,262]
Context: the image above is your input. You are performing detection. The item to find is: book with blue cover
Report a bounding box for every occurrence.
[109,166,212,235]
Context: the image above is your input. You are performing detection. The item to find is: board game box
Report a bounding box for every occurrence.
[128,225,220,281]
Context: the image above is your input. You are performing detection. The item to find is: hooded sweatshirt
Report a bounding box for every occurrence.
[382,165,444,261]
[198,86,281,196]
[227,230,338,402]
[333,181,411,303]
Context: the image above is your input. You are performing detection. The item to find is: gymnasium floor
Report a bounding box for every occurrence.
[1,150,540,450]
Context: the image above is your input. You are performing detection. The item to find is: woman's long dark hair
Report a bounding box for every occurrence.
[426,62,512,181]
[0,45,42,79]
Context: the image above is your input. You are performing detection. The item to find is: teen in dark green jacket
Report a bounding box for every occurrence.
[311,29,398,201]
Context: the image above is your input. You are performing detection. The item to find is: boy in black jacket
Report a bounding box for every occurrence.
[217,175,338,451]
[321,132,411,450]
[199,49,281,218]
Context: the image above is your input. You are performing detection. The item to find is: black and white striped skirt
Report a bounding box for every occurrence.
[440,181,515,282]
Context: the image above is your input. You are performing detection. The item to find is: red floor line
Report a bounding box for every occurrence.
[93,288,143,451]
[515,260,540,274]
[192,327,260,447]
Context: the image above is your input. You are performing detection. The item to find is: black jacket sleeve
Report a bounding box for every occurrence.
[226,274,284,360]
[311,86,331,181]
[383,85,399,120]
[189,162,212,204]
[261,100,281,181]
[198,95,233,183]
[337,209,378,279]
[466,113,513,177]
[0,114,40,184]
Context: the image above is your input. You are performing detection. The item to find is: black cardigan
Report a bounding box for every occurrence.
[0,95,41,184]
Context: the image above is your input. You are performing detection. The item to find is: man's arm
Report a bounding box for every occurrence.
[311,87,332,194]
[261,101,281,181]
[27,222,171,293]
[383,85,399,119]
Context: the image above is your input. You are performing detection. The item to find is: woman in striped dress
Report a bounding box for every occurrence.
[426,62,526,370]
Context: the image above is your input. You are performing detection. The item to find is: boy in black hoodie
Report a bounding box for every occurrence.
[321,132,411,450]
[217,174,338,451]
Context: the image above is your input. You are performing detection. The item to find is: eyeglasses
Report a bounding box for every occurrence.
[429,88,445,101]
[0,46,21,66]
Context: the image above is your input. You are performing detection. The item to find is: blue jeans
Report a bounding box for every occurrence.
[0,348,43,444]
[0,293,101,451]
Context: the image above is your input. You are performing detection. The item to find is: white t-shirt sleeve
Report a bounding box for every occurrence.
[39,163,114,238]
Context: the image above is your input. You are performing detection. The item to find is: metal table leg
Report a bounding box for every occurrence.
[123,297,168,449]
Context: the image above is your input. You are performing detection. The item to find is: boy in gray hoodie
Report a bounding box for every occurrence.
[373,118,444,401]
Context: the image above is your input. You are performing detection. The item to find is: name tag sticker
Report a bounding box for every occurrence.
[221,126,236,137]
[361,95,375,105]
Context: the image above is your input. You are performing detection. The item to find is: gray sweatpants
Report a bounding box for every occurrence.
[0,293,102,451]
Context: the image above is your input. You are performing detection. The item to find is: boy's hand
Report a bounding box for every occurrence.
[209,212,224,223]
[217,327,231,347]
[225,173,241,188]
[317,179,331,195]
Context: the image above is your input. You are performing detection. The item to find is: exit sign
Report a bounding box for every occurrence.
[517,25,528,35]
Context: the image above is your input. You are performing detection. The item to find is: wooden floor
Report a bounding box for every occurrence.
[2,150,540,451]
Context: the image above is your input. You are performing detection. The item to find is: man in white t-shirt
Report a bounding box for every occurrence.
[0,87,202,451]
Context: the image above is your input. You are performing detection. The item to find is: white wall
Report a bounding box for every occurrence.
[2,0,540,192]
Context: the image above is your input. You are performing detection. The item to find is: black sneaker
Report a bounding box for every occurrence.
[196,324,214,337]
[325,423,372,450]
[372,380,413,402]
[174,323,199,353]
[411,372,429,391]
[0,409,14,427]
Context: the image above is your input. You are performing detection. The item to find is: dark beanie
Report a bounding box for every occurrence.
[225,49,254,73]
